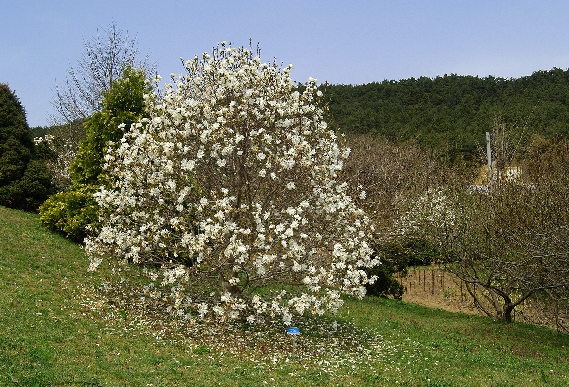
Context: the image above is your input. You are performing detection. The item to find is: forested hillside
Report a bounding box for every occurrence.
[325,68,569,159]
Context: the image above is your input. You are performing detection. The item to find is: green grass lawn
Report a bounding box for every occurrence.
[1,204,568,386]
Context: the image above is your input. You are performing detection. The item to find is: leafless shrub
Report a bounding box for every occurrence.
[426,133,569,326]
[341,134,440,232]
[50,22,153,125]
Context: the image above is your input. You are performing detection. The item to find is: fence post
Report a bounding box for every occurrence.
[431,267,435,295]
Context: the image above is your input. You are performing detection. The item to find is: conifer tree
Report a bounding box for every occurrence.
[39,67,150,241]
[0,84,52,211]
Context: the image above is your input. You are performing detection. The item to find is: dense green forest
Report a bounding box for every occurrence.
[324,68,569,159]
[33,67,569,164]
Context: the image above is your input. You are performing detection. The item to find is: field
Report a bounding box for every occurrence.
[1,204,569,386]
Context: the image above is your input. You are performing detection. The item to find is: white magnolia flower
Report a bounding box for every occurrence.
[181,159,195,171]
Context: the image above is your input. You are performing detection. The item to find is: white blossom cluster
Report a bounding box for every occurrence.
[86,43,378,323]
[34,134,56,145]
[34,134,76,191]
[394,188,457,237]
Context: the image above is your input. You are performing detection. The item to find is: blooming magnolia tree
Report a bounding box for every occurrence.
[86,43,377,324]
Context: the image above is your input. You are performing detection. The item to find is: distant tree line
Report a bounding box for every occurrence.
[324,68,569,160]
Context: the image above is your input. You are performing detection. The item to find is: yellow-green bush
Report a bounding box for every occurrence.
[39,184,99,242]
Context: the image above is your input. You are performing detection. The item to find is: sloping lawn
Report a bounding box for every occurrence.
[1,205,568,386]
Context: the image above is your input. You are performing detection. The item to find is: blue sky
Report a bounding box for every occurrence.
[3,0,569,127]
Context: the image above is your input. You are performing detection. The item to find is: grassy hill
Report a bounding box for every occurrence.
[1,205,569,386]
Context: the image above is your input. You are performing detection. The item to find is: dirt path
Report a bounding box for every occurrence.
[398,267,479,315]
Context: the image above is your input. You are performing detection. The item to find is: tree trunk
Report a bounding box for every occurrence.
[502,303,514,323]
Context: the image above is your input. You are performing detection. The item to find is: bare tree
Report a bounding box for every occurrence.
[45,22,154,191]
[390,111,569,327]
[339,135,447,298]
[50,21,154,124]
[33,119,85,192]
[406,122,569,325]
[341,134,440,230]
[443,178,569,323]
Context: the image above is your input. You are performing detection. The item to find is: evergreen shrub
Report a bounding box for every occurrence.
[0,84,52,211]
